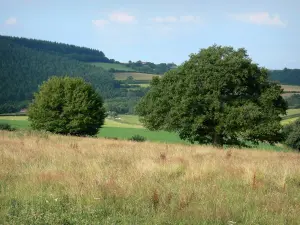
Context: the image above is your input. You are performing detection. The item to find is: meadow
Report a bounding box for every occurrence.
[0,131,300,224]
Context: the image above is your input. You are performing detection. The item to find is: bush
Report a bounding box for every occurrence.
[128,135,146,142]
[28,76,106,136]
[283,119,300,151]
[0,123,16,131]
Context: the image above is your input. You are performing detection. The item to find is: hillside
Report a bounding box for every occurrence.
[0,36,125,113]
[0,131,299,224]
[0,35,112,63]
[269,68,300,85]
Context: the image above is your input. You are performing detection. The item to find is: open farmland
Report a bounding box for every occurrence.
[0,131,300,224]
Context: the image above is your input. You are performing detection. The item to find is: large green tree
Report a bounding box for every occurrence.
[136,45,287,147]
[28,77,106,136]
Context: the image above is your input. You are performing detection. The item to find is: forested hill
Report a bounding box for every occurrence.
[0,37,124,113]
[0,35,112,63]
[269,68,300,85]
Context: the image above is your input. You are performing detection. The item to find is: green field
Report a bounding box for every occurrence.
[0,114,297,151]
[0,116,185,144]
[114,72,159,81]
[90,62,135,71]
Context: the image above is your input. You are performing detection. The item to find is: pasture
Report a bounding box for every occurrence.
[0,131,300,224]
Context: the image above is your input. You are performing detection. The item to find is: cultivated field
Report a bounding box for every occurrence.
[0,131,299,224]
[281,85,300,93]
[89,62,135,72]
[114,72,159,81]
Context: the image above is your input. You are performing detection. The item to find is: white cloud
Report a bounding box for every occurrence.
[108,12,136,23]
[151,15,202,24]
[179,15,201,23]
[151,16,177,23]
[5,17,17,25]
[229,12,286,27]
[92,19,109,28]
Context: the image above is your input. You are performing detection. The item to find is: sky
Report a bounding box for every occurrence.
[0,0,299,69]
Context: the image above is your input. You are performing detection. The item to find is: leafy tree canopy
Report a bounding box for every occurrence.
[136,45,288,147]
[283,119,300,151]
[28,77,106,136]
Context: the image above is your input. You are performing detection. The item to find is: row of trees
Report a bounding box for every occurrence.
[125,61,177,74]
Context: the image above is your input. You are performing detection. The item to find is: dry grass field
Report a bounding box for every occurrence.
[1,130,300,224]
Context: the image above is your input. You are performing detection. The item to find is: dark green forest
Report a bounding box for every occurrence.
[0,35,149,113]
[0,35,299,114]
[269,68,300,85]
[0,35,112,63]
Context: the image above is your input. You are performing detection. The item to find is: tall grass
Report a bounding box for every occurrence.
[1,130,300,224]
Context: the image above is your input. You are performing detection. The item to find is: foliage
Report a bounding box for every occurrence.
[269,68,300,85]
[128,134,146,142]
[283,119,300,151]
[125,60,177,74]
[0,123,16,131]
[136,45,288,147]
[285,94,300,108]
[28,77,106,136]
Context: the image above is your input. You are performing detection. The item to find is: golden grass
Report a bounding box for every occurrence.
[1,131,300,224]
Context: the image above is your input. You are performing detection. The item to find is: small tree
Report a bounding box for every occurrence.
[283,119,300,151]
[28,76,106,136]
[136,45,287,147]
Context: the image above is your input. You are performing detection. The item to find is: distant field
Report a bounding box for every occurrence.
[281,85,300,92]
[89,62,135,71]
[114,72,159,81]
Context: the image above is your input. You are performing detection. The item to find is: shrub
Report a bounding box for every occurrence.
[283,119,300,151]
[28,76,106,136]
[0,123,16,131]
[129,135,146,142]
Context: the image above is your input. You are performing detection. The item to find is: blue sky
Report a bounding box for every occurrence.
[0,0,299,69]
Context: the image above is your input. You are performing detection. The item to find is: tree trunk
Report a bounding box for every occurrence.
[213,132,223,148]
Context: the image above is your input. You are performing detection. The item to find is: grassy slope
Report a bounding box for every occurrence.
[0,131,300,224]
[90,62,135,71]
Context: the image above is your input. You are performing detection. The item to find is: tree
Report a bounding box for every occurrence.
[28,76,106,136]
[136,45,287,147]
[283,119,300,151]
